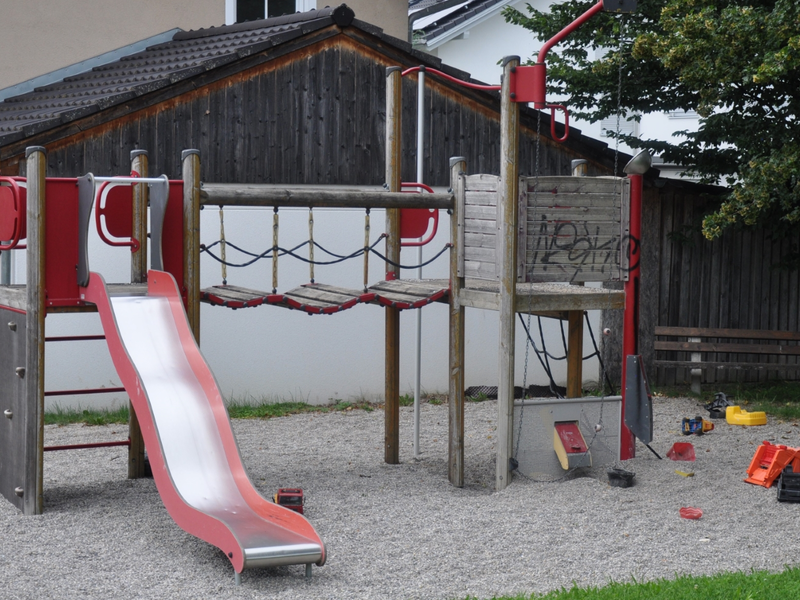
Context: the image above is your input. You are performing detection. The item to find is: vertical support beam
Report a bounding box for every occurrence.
[384,67,402,465]
[448,156,466,487]
[566,160,587,399]
[128,150,148,479]
[567,311,584,398]
[620,172,643,460]
[25,146,46,515]
[496,57,520,491]
[130,150,149,284]
[182,150,201,343]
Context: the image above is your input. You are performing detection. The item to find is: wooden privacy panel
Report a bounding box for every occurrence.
[459,174,499,280]
[459,175,629,283]
[521,176,629,283]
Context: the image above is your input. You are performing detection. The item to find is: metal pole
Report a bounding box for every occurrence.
[413,68,425,459]
[496,57,520,492]
[128,150,148,479]
[384,67,402,465]
[0,247,10,285]
[620,172,642,460]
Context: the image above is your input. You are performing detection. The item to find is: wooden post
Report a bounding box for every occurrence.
[496,57,520,491]
[567,311,584,398]
[130,150,149,284]
[448,157,466,487]
[384,67,402,465]
[182,150,201,343]
[566,161,586,398]
[25,146,46,515]
[128,150,148,479]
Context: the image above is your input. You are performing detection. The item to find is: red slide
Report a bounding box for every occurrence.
[81,270,325,578]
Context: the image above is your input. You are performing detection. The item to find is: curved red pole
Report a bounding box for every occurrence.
[537,0,604,64]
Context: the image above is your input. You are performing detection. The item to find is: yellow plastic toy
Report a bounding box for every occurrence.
[726,405,767,426]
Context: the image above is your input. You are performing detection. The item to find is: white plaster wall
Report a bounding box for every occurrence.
[0,0,224,91]
[429,1,542,86]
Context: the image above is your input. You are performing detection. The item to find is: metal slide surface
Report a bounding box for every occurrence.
[82,270,325,574]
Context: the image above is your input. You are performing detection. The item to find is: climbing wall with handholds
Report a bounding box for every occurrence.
[0,308,28,511]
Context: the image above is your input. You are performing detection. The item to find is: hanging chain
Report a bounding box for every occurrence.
[514,109,543,466]
[218,206,228,285]
[272,207,279,294]
[308,208,315,283]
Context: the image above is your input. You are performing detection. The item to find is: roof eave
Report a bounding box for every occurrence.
[423,0,515,51]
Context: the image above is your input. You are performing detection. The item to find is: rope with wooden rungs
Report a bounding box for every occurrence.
[219,206,227,285]
[363,208,370,292]
[308,208,315,283]
[272,207,279,293]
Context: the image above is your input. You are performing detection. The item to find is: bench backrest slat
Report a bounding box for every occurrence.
[655,326,800,342]
[654,340,800,356]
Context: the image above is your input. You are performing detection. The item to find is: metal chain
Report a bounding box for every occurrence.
[514,108,543,465]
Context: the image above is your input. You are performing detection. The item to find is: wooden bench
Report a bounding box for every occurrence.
[654,326,800,393]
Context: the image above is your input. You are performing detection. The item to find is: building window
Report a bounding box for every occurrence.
[667,109,699,120]
[226,0,316,24]
[600,112,639,139]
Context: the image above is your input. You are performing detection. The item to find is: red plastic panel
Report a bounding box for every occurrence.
[509,64,546,105]
[554,421,588,453]
[95,181,136,249]
[45,178,81,307]
[400,209,435,240]
[160,181,185,303]
[400,183,439,247]
[0,177,27,247]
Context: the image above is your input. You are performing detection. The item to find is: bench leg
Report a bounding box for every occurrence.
[689,336,702,395]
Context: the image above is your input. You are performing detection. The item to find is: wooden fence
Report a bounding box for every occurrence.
[602,177,800,386]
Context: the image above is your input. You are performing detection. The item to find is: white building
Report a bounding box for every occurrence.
[409,0,700,177]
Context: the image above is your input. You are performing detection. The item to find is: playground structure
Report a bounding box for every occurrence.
[0,150,326,580]
[0,0,649,580]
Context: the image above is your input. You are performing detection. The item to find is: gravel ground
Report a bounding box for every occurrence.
[2,396,800,600]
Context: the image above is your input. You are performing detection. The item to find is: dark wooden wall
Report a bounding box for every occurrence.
[4,34,612,184]
[602,179,800,387]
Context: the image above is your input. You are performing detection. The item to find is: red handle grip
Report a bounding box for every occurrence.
[548,104,569,143]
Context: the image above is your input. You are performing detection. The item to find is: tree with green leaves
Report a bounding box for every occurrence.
[504,0,800,241]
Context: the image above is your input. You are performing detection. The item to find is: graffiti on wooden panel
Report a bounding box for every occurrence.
[526,214,636,282]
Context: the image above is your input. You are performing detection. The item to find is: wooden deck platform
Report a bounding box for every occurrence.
[459,280,624,313]
[0,283,149,313]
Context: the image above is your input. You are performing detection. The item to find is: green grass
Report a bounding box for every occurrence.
[44,405,130,426]
[653,380,800,420]
[46,380,800,426]
[43,395,390,425]
[468,567,800,600]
